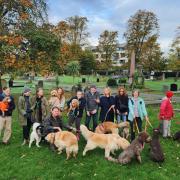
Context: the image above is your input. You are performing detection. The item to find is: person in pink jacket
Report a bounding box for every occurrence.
[159,91,174,138]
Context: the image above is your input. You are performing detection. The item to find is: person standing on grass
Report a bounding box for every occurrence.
[43,106,75,151]
[18,88,34,145]
[159,91,174,138]
[128,89,149,142]
[0,87,15,145]
[57,87,65,111]
[32,88,49,123]
[99,87,115,122]
[85,85,100,131]
[115,87,128,123]
[67,91,86,140]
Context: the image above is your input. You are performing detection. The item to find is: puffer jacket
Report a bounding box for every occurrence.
[159,97,174,120]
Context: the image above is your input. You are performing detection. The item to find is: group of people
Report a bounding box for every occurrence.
[0,84,175,149]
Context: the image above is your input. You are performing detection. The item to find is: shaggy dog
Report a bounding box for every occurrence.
[80,125,130,158]
[173,131,180,142]
[29,122,44,148]
[107,132,151,164]
[95,121,129,135]
[45,131,78,160]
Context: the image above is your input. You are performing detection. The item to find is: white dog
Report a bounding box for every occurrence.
[29,122,44,148]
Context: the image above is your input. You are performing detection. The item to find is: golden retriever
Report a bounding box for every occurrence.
[45,131,78,160]
[95,121,129,135]
[80,125,130,158]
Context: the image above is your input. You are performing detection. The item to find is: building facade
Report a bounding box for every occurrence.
[87,43,128,67]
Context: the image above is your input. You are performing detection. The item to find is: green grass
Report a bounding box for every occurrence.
[0,102,180,179]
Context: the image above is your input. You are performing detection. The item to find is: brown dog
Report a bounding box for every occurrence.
[45,131,78,160]
[80,125,130,158]
[95,121,129,135]
[107,132,151,164]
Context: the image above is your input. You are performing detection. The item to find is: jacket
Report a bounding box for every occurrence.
[128,97,147,122]
[159,97,174,120]
[67,96,86,118]
[18,95,34,126]
[0,93,15,116]
[85,91,100,111]
[99,96,115,122]
[42,115,72,136]
[32,96,49,123]
[115,95,128,113]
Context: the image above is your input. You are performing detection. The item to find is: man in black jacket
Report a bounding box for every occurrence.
[0,87,15,144]
[43,106,75,151]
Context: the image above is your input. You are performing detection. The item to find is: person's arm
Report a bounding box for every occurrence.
[60,118,76,131]
[18,96,26,116]
[159,99,167,119]
[43,116,55,132]
[60,96,65,110]
[140,99,148,118]
[128,98,135,119]
[67,97,73,108]
[8,96,16,111]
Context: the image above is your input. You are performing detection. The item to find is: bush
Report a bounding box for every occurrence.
[107,78,117,87]
[118,78,127,84]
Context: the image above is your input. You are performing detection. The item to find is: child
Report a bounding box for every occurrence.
[67,99,80,140]
[159,91,174,138]
[0,97,11,117]
[48,89,60,110]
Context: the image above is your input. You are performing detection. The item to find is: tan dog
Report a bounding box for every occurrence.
[45,131,78,160]
[95,121,129,135]
[80,125,130,158]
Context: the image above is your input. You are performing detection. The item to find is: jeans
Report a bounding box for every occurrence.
[163,120,171,137]
[117,113,127,123]
[130,117,142,142]
[85,113,98,131]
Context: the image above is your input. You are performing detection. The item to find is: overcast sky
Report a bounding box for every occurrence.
[47,0,180,55]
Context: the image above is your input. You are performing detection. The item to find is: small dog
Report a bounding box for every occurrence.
[0,97,11,116]
[48,89,60,109]
[107,132,151,164]
[29,122,44,148]
[95,121,129,135]
[150,129,164,162]
[45,131,78,160]
[122,123,130,139]
[173,131,180,142]
[80,125,130,158]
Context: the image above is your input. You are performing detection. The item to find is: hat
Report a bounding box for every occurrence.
[90,85,96,89]
[23,87,31,94]
[166,91,174,98]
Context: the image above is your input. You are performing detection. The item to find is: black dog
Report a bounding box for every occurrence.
[173,131,180,142]
[150,129,164,162]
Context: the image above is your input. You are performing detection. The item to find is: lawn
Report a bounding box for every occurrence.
[0,99,180,179]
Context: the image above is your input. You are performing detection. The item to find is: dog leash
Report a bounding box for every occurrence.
[104,106,116,122]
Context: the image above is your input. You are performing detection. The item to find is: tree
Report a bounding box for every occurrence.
[140,35,166,72]
[168,26,180,80]
[124,10,159,65]
[65,61,80,83]
[79,50,96,75]
[98,30,118,70]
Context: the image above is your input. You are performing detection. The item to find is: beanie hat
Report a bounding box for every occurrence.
[23,87,31,94]
[166,91,174,98]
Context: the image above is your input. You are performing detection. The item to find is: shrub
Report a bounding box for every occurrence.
[118,78,127,84]
[107,78,117,87]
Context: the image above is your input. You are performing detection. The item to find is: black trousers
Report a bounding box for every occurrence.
[85,113,98,131]
[130,117,142,142]
[23,117,33,140]
[68,115,81,131]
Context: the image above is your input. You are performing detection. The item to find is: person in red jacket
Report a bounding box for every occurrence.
[159,91,174,138]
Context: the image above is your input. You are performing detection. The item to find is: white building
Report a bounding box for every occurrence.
[87,43,128,67]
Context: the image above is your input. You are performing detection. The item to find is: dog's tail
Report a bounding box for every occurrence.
[106,156,119,163]
[117,121,129,128]
[80,125,93,140]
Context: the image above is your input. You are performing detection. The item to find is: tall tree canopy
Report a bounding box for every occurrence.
[124,10,159,65]
[98,30,118,69]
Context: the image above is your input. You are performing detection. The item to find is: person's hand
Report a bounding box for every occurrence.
[72,127,77,133]
[87,111,90,116]
[124,112,128,115]
[95,99,100,103]
[145,116,149,121]
[53,127,61,131]
[117,110,120,114]
[91,109,97,114]
[111,105,115,109]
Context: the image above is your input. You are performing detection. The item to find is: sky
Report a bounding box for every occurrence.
[47,0,180,55]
